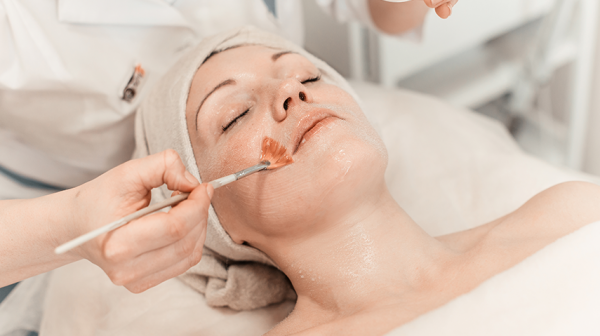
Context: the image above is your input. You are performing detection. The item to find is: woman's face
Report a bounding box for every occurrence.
[186,45,387,251]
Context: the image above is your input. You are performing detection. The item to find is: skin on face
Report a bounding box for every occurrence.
[186,45,388,252]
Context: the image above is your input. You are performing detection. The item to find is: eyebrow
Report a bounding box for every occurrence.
[195,78,236,130]
[271,50,296,61]
[194,51,297,129]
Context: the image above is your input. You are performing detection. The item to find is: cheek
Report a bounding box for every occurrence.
[208,157,302,244]
[302,121,387,201]
[312,85,361,115]
[197,127,267,182]
[194,121,275,241]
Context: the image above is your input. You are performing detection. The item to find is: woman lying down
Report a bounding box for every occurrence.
[133,26,600,335]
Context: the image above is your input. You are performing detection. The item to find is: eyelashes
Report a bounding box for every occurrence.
[221,74,321,133]
[301,74,321,84]
[222,109,249,132]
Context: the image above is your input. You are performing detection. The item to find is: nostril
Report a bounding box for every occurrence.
[299,92,306,101]
[283,97,291,110]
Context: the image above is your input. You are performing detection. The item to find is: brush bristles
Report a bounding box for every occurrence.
[260,137,294,169]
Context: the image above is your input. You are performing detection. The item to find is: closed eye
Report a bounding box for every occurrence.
[222,109,249,132]
[301,74,321,84]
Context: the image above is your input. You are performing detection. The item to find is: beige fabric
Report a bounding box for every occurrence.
[41,81,599,335]
[40,260,295,336]
[134,25,362,310]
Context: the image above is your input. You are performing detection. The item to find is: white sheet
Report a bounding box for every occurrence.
[40,260,294,336]
[385,220,600,336]
[38,82,600,335]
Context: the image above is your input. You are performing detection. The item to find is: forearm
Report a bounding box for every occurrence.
[0,189,81,286]
[368,0,429,35]
[0,151,209,293]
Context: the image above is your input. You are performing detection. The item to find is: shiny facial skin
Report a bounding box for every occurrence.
[186,45,387,252]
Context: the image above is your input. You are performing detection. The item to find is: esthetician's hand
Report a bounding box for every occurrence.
[423,0,458,19]
[369,0,457,35]
[68,150,212,293]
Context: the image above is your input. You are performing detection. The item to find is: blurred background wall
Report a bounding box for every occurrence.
[303,0,600,175]
[583,14,600,176]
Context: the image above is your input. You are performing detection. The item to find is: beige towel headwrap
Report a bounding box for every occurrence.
[134,26,361,310]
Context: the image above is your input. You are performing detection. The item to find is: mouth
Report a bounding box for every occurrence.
[291,109,338,154]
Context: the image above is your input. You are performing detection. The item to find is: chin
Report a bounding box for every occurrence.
[320,136,386,201]
[214,121,388,242]
[273,128,387,226]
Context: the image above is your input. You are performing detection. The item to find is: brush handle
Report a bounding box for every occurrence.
[54,162,269,255]
[54,192,190,255]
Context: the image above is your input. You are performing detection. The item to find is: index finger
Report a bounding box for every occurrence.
[120,149,200,195]
[423,0,443,8]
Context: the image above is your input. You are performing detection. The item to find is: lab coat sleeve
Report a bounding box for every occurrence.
[0,0,71,90]
[0,1,10,86]
[0,0,25,89]
[314,0,423,39]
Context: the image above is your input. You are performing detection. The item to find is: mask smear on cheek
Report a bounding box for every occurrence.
[260,137,293,169]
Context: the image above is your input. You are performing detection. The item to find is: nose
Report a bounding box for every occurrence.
[272,78,313,122]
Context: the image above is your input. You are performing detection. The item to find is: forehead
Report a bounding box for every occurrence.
[187,45,315,115]
[190,46,305,97]
[200,45,290,72]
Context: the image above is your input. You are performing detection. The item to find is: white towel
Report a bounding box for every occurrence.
[134,25,361,310]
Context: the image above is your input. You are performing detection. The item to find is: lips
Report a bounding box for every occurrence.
[291,108,337,154]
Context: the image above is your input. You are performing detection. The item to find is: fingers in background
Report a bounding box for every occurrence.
[423,0,444,8]
[435,0,458,19]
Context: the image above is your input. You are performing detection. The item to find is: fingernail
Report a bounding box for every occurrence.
[206,184,214,200]
[431,0,444,5]
[184,171,198,185]
[447,2,454,13]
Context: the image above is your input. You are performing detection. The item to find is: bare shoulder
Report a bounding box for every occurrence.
[521,181,600,225]
[438,181,600,252]
[498,181,600,241]
[530,181,600,203]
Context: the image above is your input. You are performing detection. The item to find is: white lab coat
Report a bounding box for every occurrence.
[0,0,375,195]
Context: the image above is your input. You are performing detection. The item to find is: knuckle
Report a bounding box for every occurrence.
[163,149,180,166]
[103,245,129,264]
[105,268,118,282]
[125,283,146,294]
[168,217,187,240]
[178,237,196,257]
[187,247,203,268]
[108,269,134,286]
[130,279,159,293]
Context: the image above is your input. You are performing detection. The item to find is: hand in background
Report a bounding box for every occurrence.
[424,0,459,19]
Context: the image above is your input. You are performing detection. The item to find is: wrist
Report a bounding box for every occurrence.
[49,186,87,261]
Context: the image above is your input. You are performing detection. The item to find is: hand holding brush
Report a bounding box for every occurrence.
[55,137,293,255]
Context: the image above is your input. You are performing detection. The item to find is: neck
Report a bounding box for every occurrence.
[262,188,460,323]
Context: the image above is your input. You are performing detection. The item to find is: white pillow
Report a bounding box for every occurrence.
[351,80,599,236]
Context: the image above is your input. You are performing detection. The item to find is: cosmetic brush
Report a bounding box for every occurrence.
[55,137,293,255]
